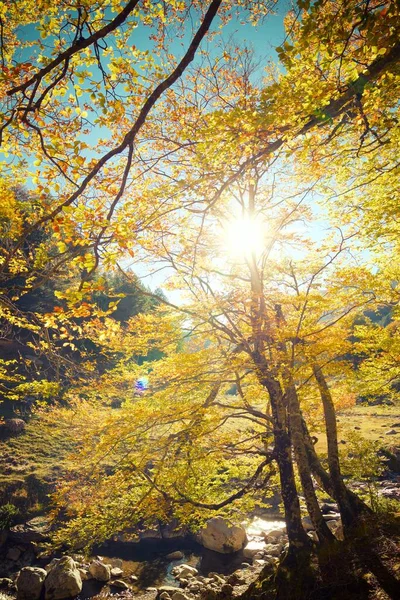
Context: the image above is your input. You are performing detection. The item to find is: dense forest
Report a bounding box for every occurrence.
[0,1,400,599]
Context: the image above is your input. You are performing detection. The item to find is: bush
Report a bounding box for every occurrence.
[0,503,19,529]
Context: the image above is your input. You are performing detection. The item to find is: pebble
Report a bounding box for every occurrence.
[166,551,184,560]
[111,579,129,589]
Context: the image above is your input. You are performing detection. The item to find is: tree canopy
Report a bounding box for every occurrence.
[1,1,400,596]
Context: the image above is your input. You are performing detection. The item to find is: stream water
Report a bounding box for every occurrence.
[80,518,286,598]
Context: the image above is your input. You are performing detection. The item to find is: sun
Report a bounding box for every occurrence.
[222,215,266,260]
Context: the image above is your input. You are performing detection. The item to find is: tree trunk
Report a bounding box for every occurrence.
[301,416,373,521]
[312,363,358,530]
[258,370,310,549]
[286,384,335,542]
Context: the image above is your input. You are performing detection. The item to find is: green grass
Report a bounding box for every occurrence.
[311,404,400,454]
[0,415,74,515]
[337,404,400,444]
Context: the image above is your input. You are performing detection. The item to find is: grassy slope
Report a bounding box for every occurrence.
[0,416,74,515]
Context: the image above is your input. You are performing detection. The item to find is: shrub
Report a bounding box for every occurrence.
[0,503,19,529]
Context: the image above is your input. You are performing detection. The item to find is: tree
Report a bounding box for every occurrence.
[2,1,400,596]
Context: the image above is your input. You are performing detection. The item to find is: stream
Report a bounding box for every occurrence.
[79,518,286,597]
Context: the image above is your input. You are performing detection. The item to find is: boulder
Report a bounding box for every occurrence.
[9,517,51,544]
[44,556,82,600]
[88,560,111,582]
[45,558,60,573]
[197,517,247,554]
[16,567,47,600]
[110,567,123,577]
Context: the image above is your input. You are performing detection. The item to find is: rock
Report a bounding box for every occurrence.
[323,512,341,521]
[197,517,247,554]
[78,568,89,581]
[326,520,344,540]
[0,578,14,591]
[220,583,234,597]
[110,567,123,577]
[265,529,284,542]
[227,571,246,585]
[173,564,198,579]
[111,558,123,568]
[301,516,314,531]
[45,558,60,573]
[200,590,218,600]
[139,525,162,540]
[241,562,251,568]
[172,593,190,600]
[255,559,267,567]
[6,546,22,561]
[158,586,180,593]
[243,547,259,559]
[16,567,47,600]
[9,517,51,544]
[386,430,397,435]
[130,574,139,582]
[4,419,26,433]
[110,579,129,590]
[321,503,338,514]
[263,544,282,557]
[166,551,184,560]
[159,593,171,600]
[44,556,82,600]
[88,560,111,582]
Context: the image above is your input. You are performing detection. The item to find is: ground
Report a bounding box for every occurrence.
[0,415,73,517]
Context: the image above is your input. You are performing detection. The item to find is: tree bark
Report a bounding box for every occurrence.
[286,384,335,542]
[301,416,373,522]
[257,368,310,549]
[312,363,356,530]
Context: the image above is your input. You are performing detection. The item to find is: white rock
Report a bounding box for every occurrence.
[110,567,123,578]
[16,567,47,600]
[44,557,82,600]
[174,564,198,579]
[197,517,247,554]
